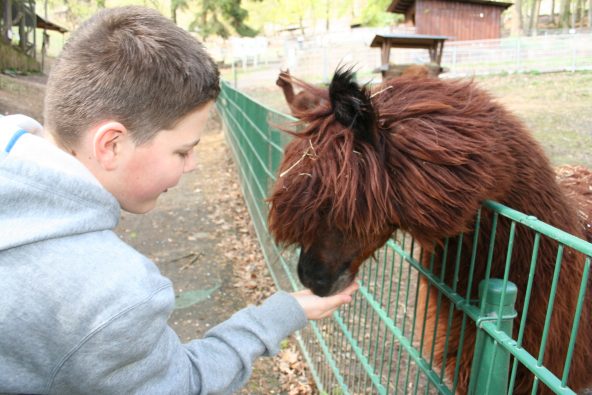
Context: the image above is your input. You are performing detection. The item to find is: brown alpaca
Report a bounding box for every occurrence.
[556,165,592,243]
[401,64,431,78]
[268,68,592,394]
[383,63,443,81]
[276,69,322,116]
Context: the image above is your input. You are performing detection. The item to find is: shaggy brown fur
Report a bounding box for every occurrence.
[276,69,322,116]
[401,64,431,78]
[268,71,592,394]
[556,165,592,243]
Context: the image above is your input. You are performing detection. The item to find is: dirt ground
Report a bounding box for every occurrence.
[0,73,312,394]
[0,73,46,120]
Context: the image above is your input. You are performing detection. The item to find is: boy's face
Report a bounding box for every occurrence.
[116,102,213,213]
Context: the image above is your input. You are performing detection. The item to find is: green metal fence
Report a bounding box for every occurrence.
[216,80,592,395]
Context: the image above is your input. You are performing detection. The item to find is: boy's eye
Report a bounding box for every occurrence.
[177,151,190,158]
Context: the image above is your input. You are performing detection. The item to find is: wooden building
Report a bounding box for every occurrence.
[387,0,512,40]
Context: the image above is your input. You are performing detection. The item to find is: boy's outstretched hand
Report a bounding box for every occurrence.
[291,281,359,320]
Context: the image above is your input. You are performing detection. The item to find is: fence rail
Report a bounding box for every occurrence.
[217,80,592,394]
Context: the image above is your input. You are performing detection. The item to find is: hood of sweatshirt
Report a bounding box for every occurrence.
[0,114,120,250]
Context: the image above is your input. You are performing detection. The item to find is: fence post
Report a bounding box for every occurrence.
[469,279,518,395]
[571,34,577,71]
[231,59,237,88]
[515,37,522,72]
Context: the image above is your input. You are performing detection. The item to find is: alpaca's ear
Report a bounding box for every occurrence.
[329,66,377,146]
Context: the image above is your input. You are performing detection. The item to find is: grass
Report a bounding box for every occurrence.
[0,74,31,94]
[240,70,592,169]
[0,74,46,120]
[475,71,592,168]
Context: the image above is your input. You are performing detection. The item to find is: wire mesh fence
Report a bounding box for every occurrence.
[220,31,592,89]
[217,80,592,394]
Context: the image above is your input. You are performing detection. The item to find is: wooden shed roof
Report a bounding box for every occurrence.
[370,33,449,50]
[387,0,512,13]
[35,14,68,33]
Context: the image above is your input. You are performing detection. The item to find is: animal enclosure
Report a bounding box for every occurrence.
[216,80,592,394]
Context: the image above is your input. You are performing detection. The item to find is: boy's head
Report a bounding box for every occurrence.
[44,6,219,149]
[43,6,220,214]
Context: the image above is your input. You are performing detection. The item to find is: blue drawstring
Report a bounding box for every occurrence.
[4,129,27,153]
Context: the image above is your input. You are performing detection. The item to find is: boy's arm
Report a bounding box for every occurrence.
[48,287,307,395]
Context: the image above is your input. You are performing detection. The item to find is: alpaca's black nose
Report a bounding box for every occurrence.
[297,253,334,296]
[300,276,333,297]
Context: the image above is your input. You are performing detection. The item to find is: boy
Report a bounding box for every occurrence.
[0,6,357,395]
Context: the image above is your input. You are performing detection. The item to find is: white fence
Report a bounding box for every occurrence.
[221,30,592,89]
[443,33,592,77]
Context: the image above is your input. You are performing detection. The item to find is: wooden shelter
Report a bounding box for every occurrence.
[36,14,68,34]
[1,0,67,72]
[387,0,512,41]
[1,0,37,56]
[370,33,449,78]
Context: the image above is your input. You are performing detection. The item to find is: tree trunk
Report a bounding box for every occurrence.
[171,3,177,24]
[511,0,524,36]
[559,0,571,29]
[18,12,26,51]
[528,0,538,36]
[589,0,591,28]
[326,0,330,32]
[576,0,584,27]
[551,0,556,26]
[528,0,540,34]
[2,0,12,44]
[200,0,209,39]
[533,0,542,34]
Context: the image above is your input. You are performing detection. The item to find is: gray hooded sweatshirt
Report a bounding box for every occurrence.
[0,115,307,395]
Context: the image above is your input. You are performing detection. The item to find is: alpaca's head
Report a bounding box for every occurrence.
[268,68,397,296]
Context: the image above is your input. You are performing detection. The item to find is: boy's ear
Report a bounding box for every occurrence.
[92,121,129,171]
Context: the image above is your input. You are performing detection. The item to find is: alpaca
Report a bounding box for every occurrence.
[267,68,592,394]
[382,63,443,80]
[556,165,592,242]
[275,69,322,116]
[401,64,431,78]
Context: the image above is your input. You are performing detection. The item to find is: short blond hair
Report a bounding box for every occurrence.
[44,6,219,147]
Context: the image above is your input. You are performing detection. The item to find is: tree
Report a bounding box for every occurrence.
[242,0,319,35]
[219,0,257,36]
[360,0,398,26]
[589,0,591,29]
[575,0,585,27]
[2,0,12,44]
[39,0,166,32]
[190,0,257,39]
[48,0,98,30]
[559,0,572,28]
[511,0,524,35]
[527,0,542,35]
[171,0,190,25]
